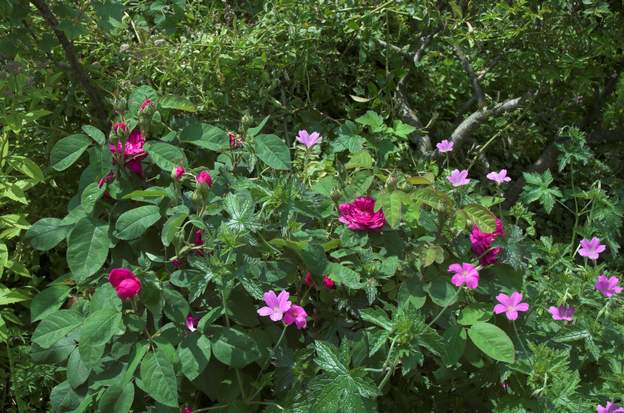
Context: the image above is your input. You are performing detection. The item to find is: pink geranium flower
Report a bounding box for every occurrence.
[185,313,199,332]
[486,169,511,184]
[548,305,575,321]
[196,171,213,187]
[578,237,606,260]
[257,290,292,322]
[595,275,623,298]
[296,130,322,148]
[322,275,335,289]
[493,292,529,321]
[597,402,624,413]
[470,218,504,266]
[448,263,480,289]
[108,268,141,299]
[447,169,470,187]
[338,196,385,231]
[109,128,147,175]
[283,305,308,329]
[436,139,454,153]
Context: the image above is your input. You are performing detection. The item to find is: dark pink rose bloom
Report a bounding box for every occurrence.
[196,171,213,187]
[322,275,335,289]
[108,268,141,299]
[112,122,127,134]
[194,229,204,256]
[338,196,385,231]
[470,218,504,265]
[283,304,308,329]
[173,165,185,181]
[98,173,115,188]
[109,129,147,176]
[181,408,193,413]
[304,272,312,287]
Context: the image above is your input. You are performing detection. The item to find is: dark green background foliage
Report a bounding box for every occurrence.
[1,0,623,412]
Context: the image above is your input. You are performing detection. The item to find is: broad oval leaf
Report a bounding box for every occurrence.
[468,322,515,363]
[50,134,91,171]
[31,284,72,322]
[144,141,185,171]
[178,334,211,381]
[67,218,110,280]
[179,123,228,152]
[81,125,106,144]
[140,350,178,407]
[32,309,83,349]
[97,383,134,413]
[68,348,91,389]
[25,218,71,251]
[159,95,196,112]
[79,309,123,368]
[254,134,291,170]
[115,205,161,240]
[211,326,261,368]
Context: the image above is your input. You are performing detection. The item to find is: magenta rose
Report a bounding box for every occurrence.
[108,268,141,299]
[338,196,385,231]
[469,218,504,265]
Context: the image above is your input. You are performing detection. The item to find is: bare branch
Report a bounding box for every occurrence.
[30,0,108,128]
[453,44,484,107]
[448,95,527,150]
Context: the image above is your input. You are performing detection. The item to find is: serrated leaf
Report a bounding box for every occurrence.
[140,350,178,407]
[314,341,347,375]
[460,204,496,232]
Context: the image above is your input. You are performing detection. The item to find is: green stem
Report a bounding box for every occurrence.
[569,165,579,257]
[221,290,247,400]
[6,339,27,413]
[249,325,288,400]
[512,321,528,356]
[427,288,461,328]
[377,336,398,390]
[192,404,229,412]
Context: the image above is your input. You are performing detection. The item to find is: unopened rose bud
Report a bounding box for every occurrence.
[172,165,185,181]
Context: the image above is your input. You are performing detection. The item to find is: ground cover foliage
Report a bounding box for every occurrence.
[1,0,624,412]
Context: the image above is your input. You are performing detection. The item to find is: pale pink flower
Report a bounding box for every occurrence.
[108,268,141,299]
[196,171,213,187]
[185,313,198,332]
[493,292,529,321]
[448,263,480,289]
[595,275,623,298]
[338,196,385,231]
[578,237,606,260]
[486,169,511,184]
[283,305,308,329]
[296,130,322,148]
[257,290,292,322]
[447,169,470,187]
[597,402,624,413]
[436,139,454,153]
[548,305,575,321]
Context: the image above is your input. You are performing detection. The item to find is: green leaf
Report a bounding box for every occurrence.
[79,309,123,368]
[68,348,91,389]
[376,191,403,229]
[67,218,109,280]
[310,374,378,413]
[355,110,385,132]
[159,95,196,112]
[81,125,106,144]
[345,151,374,169]
[7,155,44,182]
[179,123,229,152]
[359,308,392,331]
[97,383,134,413]
[32,310,83,349]
[254,134,291,170]
[468,322,515,363]
[460,204,496,232]
[441,326,466,366]
[140,350,178,407]
[25,218,70,251]
[247,115,270,138]
[326,262,361,289]
[144,141,185,171]
[163,288,189,324]
[50,381,84,413]
[115,205,161,240]
[314,341,347,375]
[50,134,91,171]
[161,213,187,246]
[94,0,125,33]
[458,304,492,326]
[178,334,211,381]
[31,284,71,322]
[211,326,261,368]
[520,170,562,214]
[81,182,105,214]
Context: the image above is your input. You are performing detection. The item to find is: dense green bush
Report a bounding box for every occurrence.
[24,86,623,412]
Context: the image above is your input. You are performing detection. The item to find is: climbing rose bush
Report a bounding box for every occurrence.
[27,87,623,412]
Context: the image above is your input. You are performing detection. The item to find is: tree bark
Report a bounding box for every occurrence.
[30,0,108,128]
